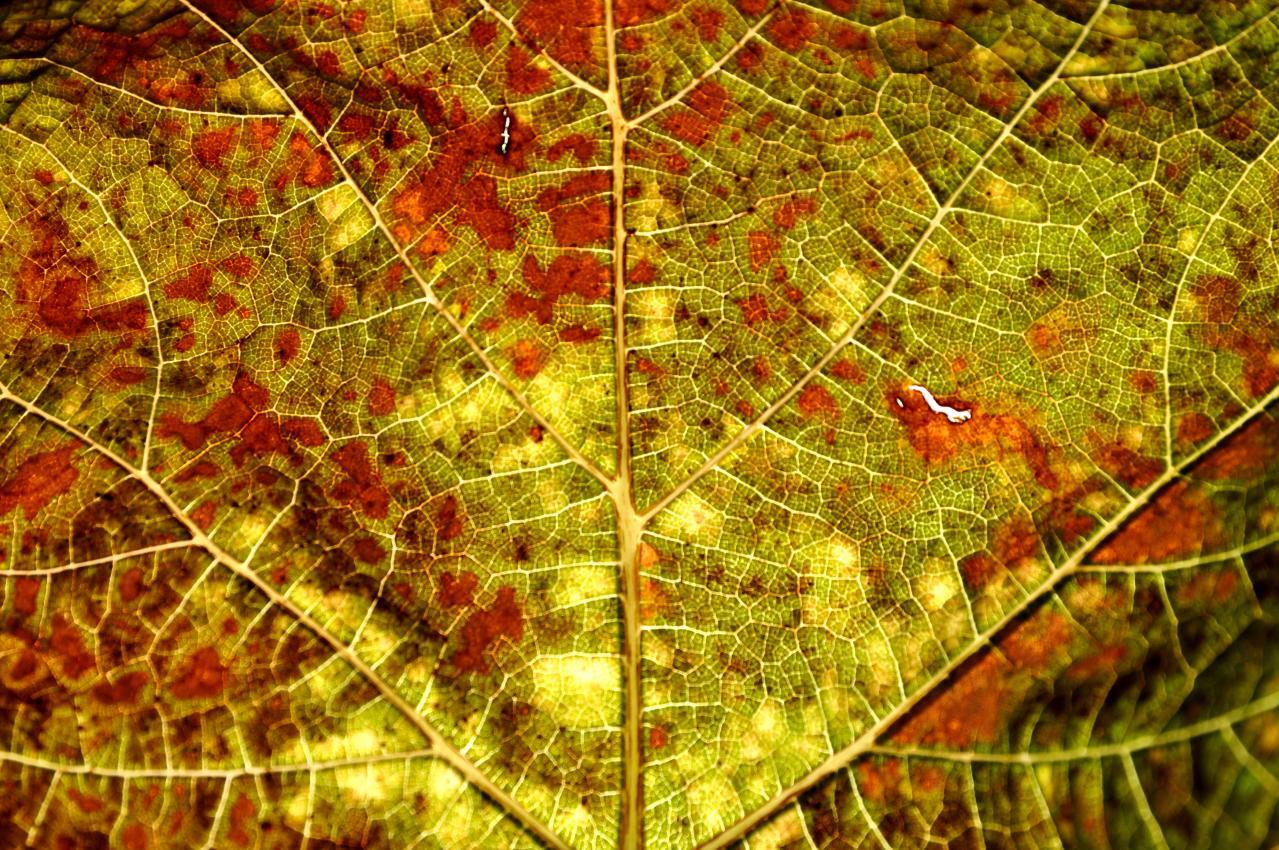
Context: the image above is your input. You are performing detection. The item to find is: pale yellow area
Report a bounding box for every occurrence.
[686,772,742,837]
[321,186,375,253]
[237,71,292,114]
[488,440,539,473]
[745,808,805,849]
[642,632,677,670]
[630,178,682,233]
[332,761,401,803]
[917,566,961,613]
[1178,227,1201,253]
[802,533,861,579]
[629,287,678,345]
[653,490,725,545]
[547,565,616,612]
[862,628,906,700]
[738,698,786,763]
[1094,8,1139,38]
[976,174,1043,220]
[318,182,360,221]
[213,72,291,114]
[815,264,871,337]
[530,654,620,728]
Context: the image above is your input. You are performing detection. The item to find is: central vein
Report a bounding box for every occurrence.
[602,2,646,849]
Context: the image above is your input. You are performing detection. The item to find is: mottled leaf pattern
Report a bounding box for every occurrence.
[0,0,1276,848]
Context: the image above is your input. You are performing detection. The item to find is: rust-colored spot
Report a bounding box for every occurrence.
[559,324,601,343]
[0,445,79,521]
[830,359,864,383]
[548,199,610,246]
[120,566,146,602]
[747,231,780,271]
[507,254,611,324]
[887,384,1058,490]
[50,614,95,678]
[165,264,213,304]
[158,373,303,467]
[506,46,552,93]
[283,132,333,188]
[368,378,396,416]
[856,759,902,805]
[1096,442,1164,489]
[1000,611,1072,671]
[546,133,597,164]
[1128,370,1157,394]
[736,293,787,326]
[191,126,238,169]
[515,0,601,62]
[773,197,817,229]
[1068,642,1128,682]
[661,81,732,147]
[438,571,478,607]
[274,329,301,364]
[452,586,525,673]
[1177,568,1240,606]
[1091,481,1221,565]
[648,725,668,749]
[797,384,839,419]
[1192,275,1241,324]
[437,494,465,541]
[961,517,1042,589]
[106,365,149,387]
[1176,412,1214,445]
[352,536,386,564]
[690,7,725,41]
[469,19,497,47]
[13,576,39,615]
[122,822,148,850]
[190,500,216,529]
[511,338,548,379]
[228,794,256,847]
[330,442,391,519]
[392,103,522,250]
[67,789,104,813]
[92,670,149,706]
[768,8,817,52]
[17,212,149,339]
[630,258,657,283]
[892,652,1007,746]
[169,646,228,699]
[1197,417,1278,480]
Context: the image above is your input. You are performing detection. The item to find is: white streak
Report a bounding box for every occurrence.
[499,109,512,155]
[907,384,971,424]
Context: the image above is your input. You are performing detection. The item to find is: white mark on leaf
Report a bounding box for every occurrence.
[907,384,971,424]
[498,107,512,155]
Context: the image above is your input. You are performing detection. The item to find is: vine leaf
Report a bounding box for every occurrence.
[0,1,1277,850]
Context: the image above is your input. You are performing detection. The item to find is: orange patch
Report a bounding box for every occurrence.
[661,81,732,147]
[451,586,525,673]
[1091,481,1220,565]
[368,378,396,416]
[0,445,79,521]
[170,646,227,699]
[888,385,1058,490]
[1196,417,1278,480]
[511,339,548,379]
[797,384,839,419]
[747,231,780,272]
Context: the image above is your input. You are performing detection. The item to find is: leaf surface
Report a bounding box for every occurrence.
[0,0,1277,849]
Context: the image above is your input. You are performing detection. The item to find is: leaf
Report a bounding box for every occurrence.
[0,0,1276,849]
